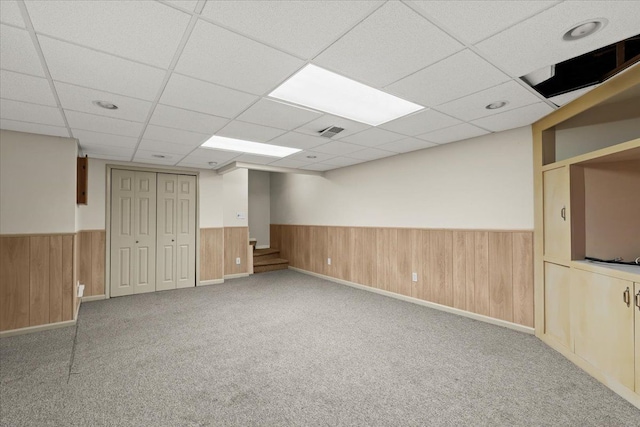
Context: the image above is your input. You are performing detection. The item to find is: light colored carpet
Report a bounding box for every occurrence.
[1,270,638,426]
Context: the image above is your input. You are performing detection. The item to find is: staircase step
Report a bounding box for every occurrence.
[253,248,280,261]
[253,258,289,274]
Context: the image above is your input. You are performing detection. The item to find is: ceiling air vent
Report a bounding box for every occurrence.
[318,126,344,138]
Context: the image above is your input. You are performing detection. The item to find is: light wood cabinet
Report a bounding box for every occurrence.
[635,283,640,395]
[572,269,634,390]
[544,262,572,349]
[543,167,570,260]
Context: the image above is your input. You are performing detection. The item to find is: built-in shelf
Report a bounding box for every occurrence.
[572,260,640,283]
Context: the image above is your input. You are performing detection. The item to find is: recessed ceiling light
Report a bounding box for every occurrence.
[306,155,317,159]
[152,154,167,158]
[201,136,301,157]
[268,64,424,126]
[485,101,508,110]
[208,161,218,167]
[563,19,607,41]
[92,100,118,110]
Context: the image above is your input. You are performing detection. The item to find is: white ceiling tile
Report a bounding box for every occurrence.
[80,144,134,159]
[161,0,199,13]
[83,152,132,162]
[0,1,25,27]
[0,119,69,138]
[160,73,257,118]
[0,25,44,76]
[175,20,305,95]
[339,127,405,148]
[65,110,143,137]
[347,147,396,161]
[284,150,337,164]
[72,129,138,148]
[142,124,209,146]
[38,36,166,101]
[300,163,338,172]
[137,139,196,155]
[0,70,56,106]
[176,162,213,170]
[201,1,382,58]
[436,80,543,121]
[410,1,558,44]
[181,148,240,165]
[26,1,190,68]
[376,137,438,153]
[475,1,640,76]
[233,153,277,165]
[417,123,490,144]
[268,158,310,169]
[55,82,153,122]
[133,150,181,165]
[379,109,461,136]
[295,114,371,139]
[312,141,364,155]
[314,1,463,87]
[549,84,599,106]
[0,98,65,126]
[321,156,366,167]
[471,102,555,132]
[150,104,228,134]
[267,132,328,150]
[237,99,322,131]
[216,121,286,143]
[386,49,510,107]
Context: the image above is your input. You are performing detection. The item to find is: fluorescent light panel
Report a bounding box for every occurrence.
[201,135,300,157]
[269,64,424,126]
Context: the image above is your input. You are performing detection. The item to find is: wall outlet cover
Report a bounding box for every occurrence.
[412,272,418,282]
[236,257,241,265]
[327,257,332,265]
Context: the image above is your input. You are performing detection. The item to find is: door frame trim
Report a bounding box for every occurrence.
[105,165,200,299]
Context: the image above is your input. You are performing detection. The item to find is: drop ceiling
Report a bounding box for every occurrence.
[1,0,639,172]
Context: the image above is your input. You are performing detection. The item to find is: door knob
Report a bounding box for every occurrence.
[172,239,175,242]
[136,240,139,244]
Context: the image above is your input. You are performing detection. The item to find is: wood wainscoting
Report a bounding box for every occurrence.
[224,227,249,277]
[200,228,224,281]
[271,225,534,327]
[77,230,106,297]
[0,234,76,331]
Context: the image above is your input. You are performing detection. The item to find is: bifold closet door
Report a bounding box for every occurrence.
[156,174,196,290]
[110,170,157,297]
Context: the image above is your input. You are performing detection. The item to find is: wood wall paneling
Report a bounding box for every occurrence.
[200,228,224,281]
[512,232,534,327]
[78,232,92,296]
[474,231,490,316]
[420,230,431,302]
[62,235,74,321]
[224,227,249,275]
[0,237,30,331]
[452,231,467,310]
[429,230,453,306]
[310,226,328,275]
[29,236,50,326]
[396,229,413,297]
[77,230,106,297]
[49,236,63,323]
[488,232,514,322]
[376,228,398,292]
[464,232,476,313]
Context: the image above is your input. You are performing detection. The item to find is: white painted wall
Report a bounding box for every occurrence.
[0,130,77,234]
[556,117,640,161]
[271,126,534,230]
[76,158,224,230]
[248,170,270,247]
[223,168,248,227]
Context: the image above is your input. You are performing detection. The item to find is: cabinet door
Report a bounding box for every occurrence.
[573,269,634,390]
[543,167,570,260]
[635,283,640,394]
[544,262,572,349]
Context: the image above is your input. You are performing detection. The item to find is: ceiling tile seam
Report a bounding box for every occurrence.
[399,0,557,110]
[413,121,482,141]
[0,21,25,31]
[154,0,197,14]
[332,123,418,142]
[47,79,157,104]
[0,116,69,130]
[469,102,550,125]
[430,97,541,123]
[129,12,201,163]
[61,107,150,124]
[0,67,47,81]
[15,0,72,140]
[0,95,58,109]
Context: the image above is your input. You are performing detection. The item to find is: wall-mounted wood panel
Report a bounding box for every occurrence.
[200,228,223,281]
[273,225,534,327]
[0,234,75,332]
[224,227,249,276]
[77,230,106,297]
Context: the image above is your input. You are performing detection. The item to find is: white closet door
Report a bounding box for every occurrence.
[176,175,196,289]
[110,170,136,297]
[156,174,178,291]
[133,172,157,294]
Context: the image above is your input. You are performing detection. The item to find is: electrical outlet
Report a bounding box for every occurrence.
[327,257,332,265]
[235,257,241,265]
[412,272,418,282]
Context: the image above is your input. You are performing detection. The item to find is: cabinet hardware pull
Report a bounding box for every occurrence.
[560,207,566,221]
[623,287,630,307]
[635,291,640,310]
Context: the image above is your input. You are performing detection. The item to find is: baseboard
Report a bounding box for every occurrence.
[289,267,535,335]
[82,294,106,302]
[542,334,640,409]
[0,319,76,338]
[224,273,250,279]
[256,245,270,249]
[199,279,224,286]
